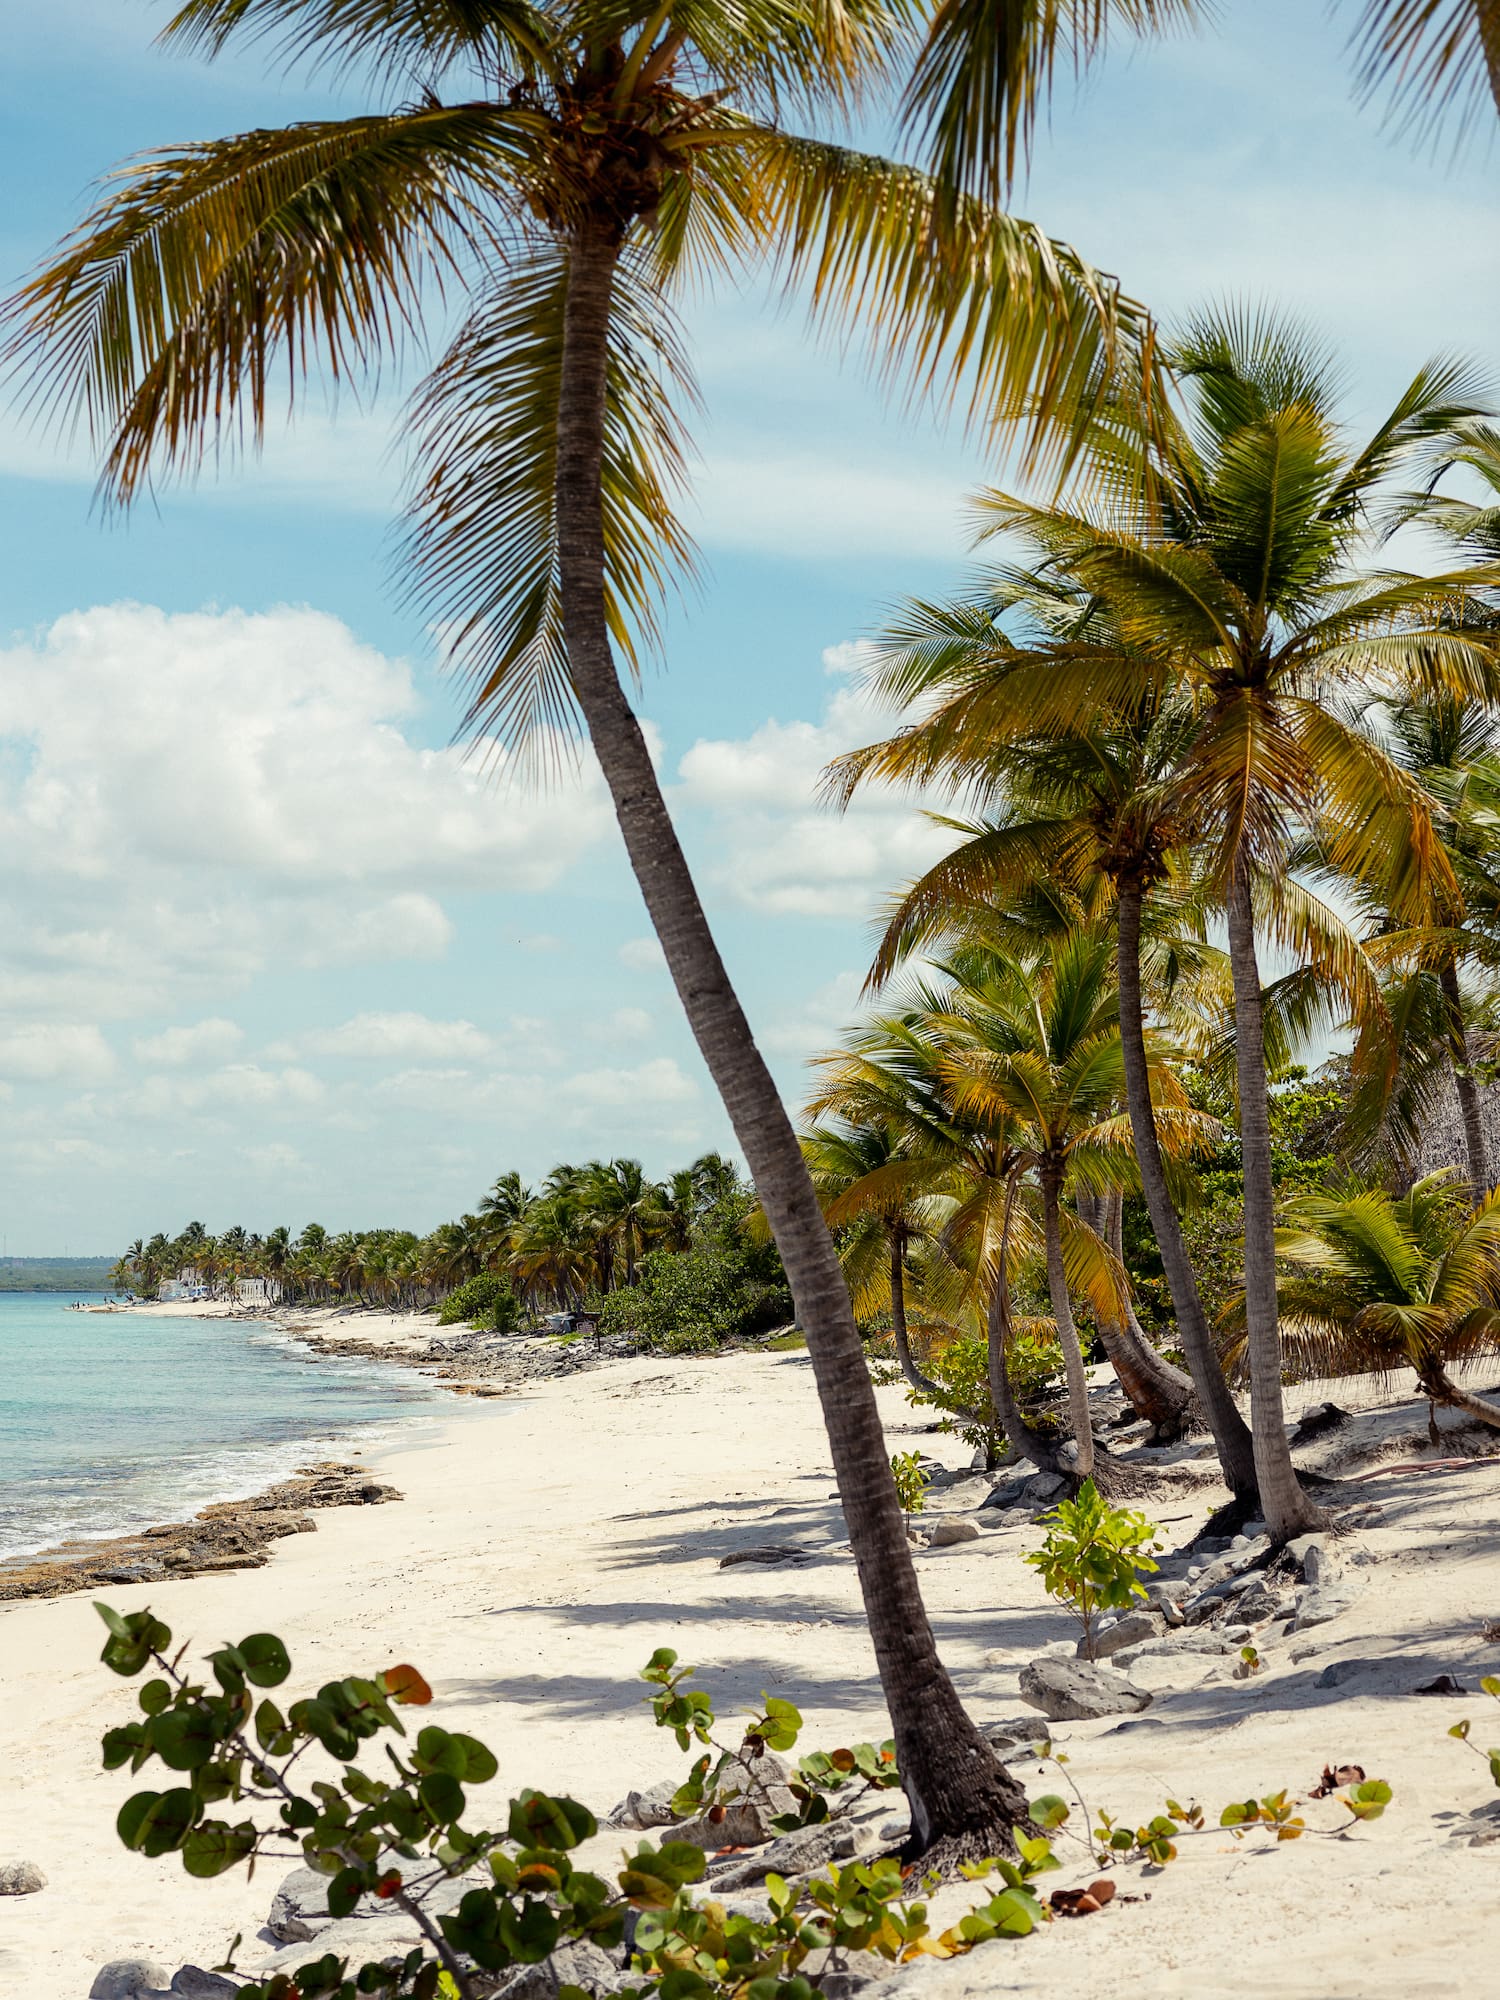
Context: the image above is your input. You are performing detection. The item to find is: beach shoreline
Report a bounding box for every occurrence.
[5,1340,1500,1996]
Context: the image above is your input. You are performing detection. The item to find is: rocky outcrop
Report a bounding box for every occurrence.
[1018,1657,1153,1721]
[0,1463,401,1603]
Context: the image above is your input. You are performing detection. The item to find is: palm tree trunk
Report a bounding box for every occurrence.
[985,1247,1068,1476]
[1077,1192,1193,1434]
[1040,1161,1094,1478]
[1115,874,1259,1497]
[1425,1363,1500,1430]
[1439,955,1488,1199]
[554,221,1029,1860]
[888,1234,946,1399]
[1224,860,1323,1539]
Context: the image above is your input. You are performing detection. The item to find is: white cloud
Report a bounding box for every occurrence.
[561,1057,698,1110]
[279,1012,496,1064]
[762,971,866,1058]
[134,1064,326,1116]
[592,1007,654,1044]
[0,604,615,1020]
[132,1019,245,1068]
[690,451,972,563]
[674,657,957,917]
[618,937,667,971]
[0,1023,115,1083]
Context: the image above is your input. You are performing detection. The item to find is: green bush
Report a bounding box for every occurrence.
[1024,1479,1162,1660]
[87,1608,1058,2000]
[597,1242,791,1352]
[907,1327,1063,1465]
[436,1272,521,1333]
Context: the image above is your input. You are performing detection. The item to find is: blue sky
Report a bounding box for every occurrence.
[0,1,1496,1252]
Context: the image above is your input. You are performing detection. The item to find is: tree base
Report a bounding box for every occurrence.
[897,1762,1035,1876]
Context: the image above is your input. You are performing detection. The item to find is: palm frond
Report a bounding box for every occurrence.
[900,0,1200,204]
[756,134,1162,487]
[1349,0,1500,143]
[401,241,698,762]
[2,105,528,507]
[161,0,558,83]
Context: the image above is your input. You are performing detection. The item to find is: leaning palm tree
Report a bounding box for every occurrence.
[1226,1172,1500,1437]
[3,0,1172,1863]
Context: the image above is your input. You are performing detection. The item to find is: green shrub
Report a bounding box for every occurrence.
[1024,1480,1162,1660]
[88,1609,1057,1999]
[596,1242,791,1352]
[907,1327,1063,1465]
[436,1272,521,1333]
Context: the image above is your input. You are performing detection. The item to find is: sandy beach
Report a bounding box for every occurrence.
[4,1321,1500,1999]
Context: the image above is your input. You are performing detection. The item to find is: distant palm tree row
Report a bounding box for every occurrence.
[110,1152,744,1315]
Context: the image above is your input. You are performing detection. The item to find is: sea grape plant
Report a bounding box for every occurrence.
[1023,1481,1162,1659]
[640,1648,902,1833]
[1449,1674,1500,1786]
[92,1610,1057,2000]
[888,1452,930,1535]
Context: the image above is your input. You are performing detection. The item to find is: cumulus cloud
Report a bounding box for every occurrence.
[761,971,867,1059]
[277,1012,496,1064]
[0,1023,115,1083]
[618,937,667,971]
[0,603,614,1022]
[561,1057,698,1110]
[673,645,956,917]
[132,1019,245,1068]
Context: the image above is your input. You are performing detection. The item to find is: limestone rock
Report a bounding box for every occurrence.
[1144,1584,1185,1627]
[0,1859,45,1894]
[254,1916,422,1977]
[668,1791,796,1850]
[1315,1658,1375,1689]
[707,1816,875,1891]
[168,1970,240,1998]
[1018,1657,1152,1721]
[1077,1609,1163,1659]
[928,1518,981,1548]
[89,1963,170,2000]
[1291,1583,1361,1633]
[1023,1472,1067,1502]
[267,1863,332,1942]
[495,1940,630,2000]
[604,1776,681,1831]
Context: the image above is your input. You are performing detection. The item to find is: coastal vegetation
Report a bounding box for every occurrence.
[10,0,1500,1950]
[110,1151,790,1346]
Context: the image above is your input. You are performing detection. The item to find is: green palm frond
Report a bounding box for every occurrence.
[161,0,557,82]
[899,0,1200,203]
[1349,0,1500,142]
[1,104,529,507]
[401,243,698,759]
[759,135,1160,485]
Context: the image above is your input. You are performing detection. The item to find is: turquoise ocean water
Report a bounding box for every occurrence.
[0,1295,447,1563]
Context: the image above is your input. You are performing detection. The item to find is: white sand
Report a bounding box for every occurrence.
[3,1336,1499,1998]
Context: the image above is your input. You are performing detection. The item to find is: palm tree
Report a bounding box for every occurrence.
[2,0,1165,1858]
[803,1113,949,1401]
[1227,1172,1500,1437]
[904,311,1498,1539]
[1343,693,1500,1196]
[831,589,1259,1493]
[933,928,1198,1480]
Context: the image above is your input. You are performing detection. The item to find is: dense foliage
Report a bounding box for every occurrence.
[111,1153,791,1354]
